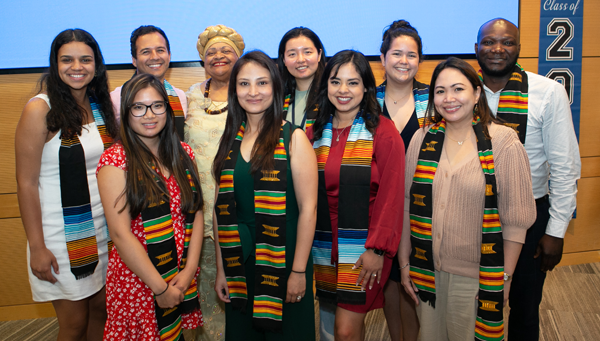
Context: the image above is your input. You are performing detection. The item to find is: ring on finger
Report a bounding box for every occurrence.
[372,273,377,277]
[296,295,302,301]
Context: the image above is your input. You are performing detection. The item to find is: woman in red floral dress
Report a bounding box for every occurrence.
[97,74,204,340]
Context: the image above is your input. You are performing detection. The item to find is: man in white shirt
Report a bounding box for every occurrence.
[111,25,187,136]
[475,18,581,340]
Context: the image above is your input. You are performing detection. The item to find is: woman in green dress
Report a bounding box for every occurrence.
[212,51,318,340]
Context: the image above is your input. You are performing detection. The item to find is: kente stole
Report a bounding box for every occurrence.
[409,118,505,341]
[478,64,529,143]
[141,167,200,341]
[376,80,429,127]
[59,97,113,280]
[312,114,373,305]
[216,122,288,332]
[163,80,185,141]
[283,94,317,129]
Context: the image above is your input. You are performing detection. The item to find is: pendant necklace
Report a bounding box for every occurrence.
[446,130,470,146]
[386,91,410,105]
[334,118,350,142]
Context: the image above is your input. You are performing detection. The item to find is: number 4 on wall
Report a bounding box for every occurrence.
[546,18,574,61]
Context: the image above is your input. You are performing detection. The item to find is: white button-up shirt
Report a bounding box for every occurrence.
[484,71,581,238]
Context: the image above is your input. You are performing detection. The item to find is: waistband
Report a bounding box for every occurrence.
[535,194,549,204]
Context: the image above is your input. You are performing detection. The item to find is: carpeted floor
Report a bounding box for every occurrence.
[2,263,599,340]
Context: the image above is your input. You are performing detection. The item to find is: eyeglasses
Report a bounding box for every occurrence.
[130,101,168,117]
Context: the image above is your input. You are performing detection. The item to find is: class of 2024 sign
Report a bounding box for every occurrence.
[538,0,583,140]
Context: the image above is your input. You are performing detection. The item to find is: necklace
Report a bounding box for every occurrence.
[446,130,471,146]
[203,78,228,115]
[386,91,411,105]
[334,117,351,142]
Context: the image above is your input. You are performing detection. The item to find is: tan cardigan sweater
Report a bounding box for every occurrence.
[403,123,536,279]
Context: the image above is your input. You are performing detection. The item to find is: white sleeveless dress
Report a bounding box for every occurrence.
[27,94,109,301]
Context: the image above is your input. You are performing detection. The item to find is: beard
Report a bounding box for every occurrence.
[477,52,520,77]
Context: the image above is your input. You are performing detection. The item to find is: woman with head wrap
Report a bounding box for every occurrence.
[184,24,245,341]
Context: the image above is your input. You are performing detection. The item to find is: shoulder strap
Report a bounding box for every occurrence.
[34,94,51,108]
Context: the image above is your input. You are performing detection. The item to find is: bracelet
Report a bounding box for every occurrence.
[154,283,169,297]
[399,262,410,270]
[291,269,305,274]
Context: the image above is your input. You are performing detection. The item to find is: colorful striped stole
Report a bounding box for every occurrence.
[376,79,430,128]
[164,80,185,141]
[141,166,200,341]
[312,113,373,305]
[409,118,505,341]
[216,122,289,332]
[59,97,113,280]
[478,64,529,143]
[283,94,317,130]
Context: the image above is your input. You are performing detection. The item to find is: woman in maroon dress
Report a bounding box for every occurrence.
[308,50,405,341]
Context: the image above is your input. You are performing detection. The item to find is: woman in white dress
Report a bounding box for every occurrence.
[15,29,117,341]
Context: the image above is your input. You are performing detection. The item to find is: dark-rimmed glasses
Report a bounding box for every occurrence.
[130,101,168,117]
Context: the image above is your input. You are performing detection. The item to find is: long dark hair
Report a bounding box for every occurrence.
[213,50,286,178]
[425,57,500,138]
[38,29,117,139]
[277,27,326,117]
[380,20,423,61]
[119,73,202,218]
[311,50,381,141]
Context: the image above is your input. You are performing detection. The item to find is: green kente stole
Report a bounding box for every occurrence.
[478,64,529,143]
[163,80,185,141]
[216,122,289,332]
[141,167,200,341]
[283,94,317,129]
[409,118,505,340]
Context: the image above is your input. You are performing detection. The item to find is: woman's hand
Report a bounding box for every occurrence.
[170,268,196,294]
[29,246,59,283]
[400,266,420,305]
[155,284,184,309]
[214,270,231,303]
[285,271,306,303]
[354,249,384,290]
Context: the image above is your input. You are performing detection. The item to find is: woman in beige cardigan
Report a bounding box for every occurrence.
[399,57,536,341]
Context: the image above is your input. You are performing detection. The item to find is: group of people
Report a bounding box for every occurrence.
[15,17,580,341]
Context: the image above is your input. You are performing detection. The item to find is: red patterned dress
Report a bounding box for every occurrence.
[97,142,203,340]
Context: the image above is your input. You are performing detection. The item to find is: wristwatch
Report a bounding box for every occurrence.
[504,272,512,281]
[372,248,385,256]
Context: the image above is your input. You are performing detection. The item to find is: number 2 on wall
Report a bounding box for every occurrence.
[546,18,574,61]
